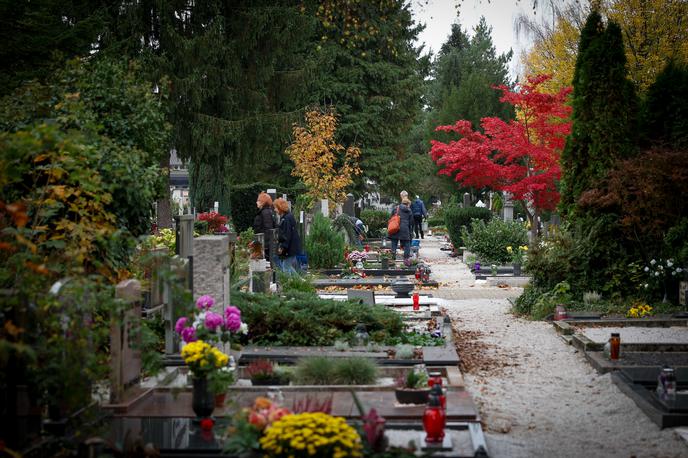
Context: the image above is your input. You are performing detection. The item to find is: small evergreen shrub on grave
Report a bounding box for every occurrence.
[360,209,389,238]
[305,214,345,269]
[277,271,315,294]
[444,206,492,248]
[462,218,527,264]
[231,291,404,346]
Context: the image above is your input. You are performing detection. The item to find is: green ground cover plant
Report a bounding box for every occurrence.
[232,291,404,346]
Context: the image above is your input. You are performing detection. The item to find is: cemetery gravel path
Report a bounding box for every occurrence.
[421,235,687,458]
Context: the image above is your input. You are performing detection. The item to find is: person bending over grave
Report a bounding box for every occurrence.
[274,198,301,274]
[252,192,276,261]
[348,215,367,248]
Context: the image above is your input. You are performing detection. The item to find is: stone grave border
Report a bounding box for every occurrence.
[611,368,688,428]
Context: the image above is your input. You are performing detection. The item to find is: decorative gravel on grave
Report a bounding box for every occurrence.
[580,326,688,344]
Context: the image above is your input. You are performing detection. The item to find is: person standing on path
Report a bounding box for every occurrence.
[410,195,427,239]
[252,192,276,261]
[389,197,414,264]
[273,198,301,274]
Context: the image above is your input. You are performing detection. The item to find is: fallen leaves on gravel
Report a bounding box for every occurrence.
[452,324,519,376]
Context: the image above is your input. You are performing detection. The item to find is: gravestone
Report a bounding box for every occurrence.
[343,193,355,217]
[502,192,513,222]
[347,289,376,305]
[680,281,688,306]
[163,256,190,355]
[174,214,194,292]
[111,279,142,403]
[463,193,471,208]
[193,235,230,310]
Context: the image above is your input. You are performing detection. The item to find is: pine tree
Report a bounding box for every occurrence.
[558,12,638,217]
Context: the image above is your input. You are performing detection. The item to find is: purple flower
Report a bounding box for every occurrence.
[196,295,215,310]
[225,306,241,319]
[205,312,223,331]
[181,327,197,343]
[225,313,242,332]
[175,317,188,334]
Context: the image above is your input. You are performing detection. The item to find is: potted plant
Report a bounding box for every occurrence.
[394,370,430,405]
[181,340,230,420]
[379,249,393,270]
[246,359,290,386]
[208,366,235,407]
[507,245,528,276]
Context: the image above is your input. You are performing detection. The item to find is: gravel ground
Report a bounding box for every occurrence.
[419,237,688,458]
[581,326,688,344]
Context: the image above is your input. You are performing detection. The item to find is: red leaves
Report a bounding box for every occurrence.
[430,75,572,212]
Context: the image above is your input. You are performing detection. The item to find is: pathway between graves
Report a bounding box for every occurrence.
[421,235,687,458]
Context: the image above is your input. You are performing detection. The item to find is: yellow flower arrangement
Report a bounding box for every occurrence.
[181,340,229,377]
[259,412,363,458]
[626,303,653,318]
[507,245,528,264]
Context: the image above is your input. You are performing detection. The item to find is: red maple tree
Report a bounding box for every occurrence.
[430,74,572,236]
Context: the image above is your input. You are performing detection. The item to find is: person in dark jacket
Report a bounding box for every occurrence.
[410,195,427,239]
[252,192,276,261]
[389,197,414,262]
[273,198,301,274]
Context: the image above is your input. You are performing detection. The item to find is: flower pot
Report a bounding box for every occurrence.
[381,258,390,270]
[251,376,283,386]
[192,377,215,420]
[391,279,414,298]
[214,393,227,408]
[395,388,430,405]
[513,263,522,276]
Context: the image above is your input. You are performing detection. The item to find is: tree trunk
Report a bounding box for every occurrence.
[157,153,173,229]
[531,207,539,241]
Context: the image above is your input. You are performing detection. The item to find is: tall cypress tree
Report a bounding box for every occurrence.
[558,11,638,217]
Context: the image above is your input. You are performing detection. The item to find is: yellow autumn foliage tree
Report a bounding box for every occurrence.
[520,0,688,93]
[286,110,361,207]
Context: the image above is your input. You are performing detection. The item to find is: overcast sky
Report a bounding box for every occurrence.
[410,0,540,79]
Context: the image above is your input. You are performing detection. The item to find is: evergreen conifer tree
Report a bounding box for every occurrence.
[559,11,638,217]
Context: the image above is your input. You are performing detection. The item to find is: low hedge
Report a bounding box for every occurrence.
[444,206,492,248]
[360,209,389,238]
[232,290,405,346]
[462,218,528,264]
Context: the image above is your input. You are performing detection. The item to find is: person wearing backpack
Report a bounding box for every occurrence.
[388,197,414,264]
[410,195,427,239]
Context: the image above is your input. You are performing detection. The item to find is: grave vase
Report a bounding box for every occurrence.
[513,263,522,276]
[192,376,215,420]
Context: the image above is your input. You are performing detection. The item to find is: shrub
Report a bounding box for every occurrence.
[277,271,316,294]
[294,357,337,385]
[305,214,345,269]
[332,357,378,385]
[444,206,492,248]
[462,218,527,264]
[360,209,389,238]
[232,290,404,346]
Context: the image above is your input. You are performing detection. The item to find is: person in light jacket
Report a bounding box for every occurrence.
[252,192,276,261]
[273,198,301,274]
[389,197,414,263]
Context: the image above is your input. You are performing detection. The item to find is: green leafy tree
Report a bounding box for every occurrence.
[559,12,639,217]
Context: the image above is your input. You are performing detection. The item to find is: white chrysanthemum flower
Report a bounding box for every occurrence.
[644,266,649,272]
[655,271,660,276]
[239,322,249,335]
[667,260,674,267]
[644,283,649,288]
[651,259,656,265]
[658,265,663,270]
[677,267,683,273]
